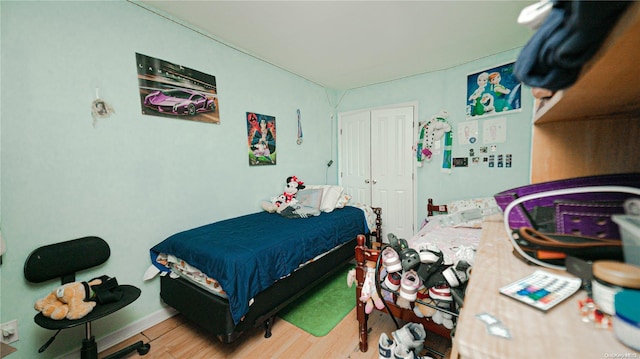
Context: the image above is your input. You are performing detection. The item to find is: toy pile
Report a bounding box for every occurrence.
[376,233,476,329]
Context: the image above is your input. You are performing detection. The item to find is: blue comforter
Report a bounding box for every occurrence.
[150,206,368,324]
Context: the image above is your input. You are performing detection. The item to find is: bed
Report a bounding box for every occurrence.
[355,197,499,354]
[146,186,381,343]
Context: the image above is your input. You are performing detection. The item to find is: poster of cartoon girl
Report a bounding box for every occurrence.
[247,112,276,166]
[466,61,521,118]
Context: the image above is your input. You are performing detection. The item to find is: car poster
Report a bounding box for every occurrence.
[247,112,276,166]
[136,53,220,124]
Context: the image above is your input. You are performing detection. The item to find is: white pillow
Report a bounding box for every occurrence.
[335,193,352,209]
[296,189,324,210]
[305,185,346,212]
[447,197,498,214]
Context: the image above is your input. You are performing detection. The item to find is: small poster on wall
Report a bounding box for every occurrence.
[135,53,220,124]
[458,120,479,145]
[467,61,521,118]
[483,117,507,144]
[247,112,277,166]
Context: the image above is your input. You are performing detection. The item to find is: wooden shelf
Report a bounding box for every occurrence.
[533,2,640,124]
[530,2,640,183]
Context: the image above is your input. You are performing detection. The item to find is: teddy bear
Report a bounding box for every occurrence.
[261,175,306,213]
[35,277,103,320]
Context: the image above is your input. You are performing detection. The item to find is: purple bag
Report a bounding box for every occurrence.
[494,173,640,269]
[495,173,640,238]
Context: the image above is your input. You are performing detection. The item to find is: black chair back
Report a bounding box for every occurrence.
[24,236,110,284]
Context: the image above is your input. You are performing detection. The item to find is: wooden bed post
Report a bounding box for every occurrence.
[355,234,368,352]
[355,206,383,352]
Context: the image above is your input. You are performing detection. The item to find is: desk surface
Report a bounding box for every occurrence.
[453,215,639,359]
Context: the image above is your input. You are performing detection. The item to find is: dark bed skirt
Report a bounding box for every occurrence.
[160,236,358,343]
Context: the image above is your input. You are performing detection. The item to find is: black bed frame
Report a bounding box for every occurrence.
[159,207,382,343]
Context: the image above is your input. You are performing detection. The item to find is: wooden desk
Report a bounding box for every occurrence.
[452,215,639,358]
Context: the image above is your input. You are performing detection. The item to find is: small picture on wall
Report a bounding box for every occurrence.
[247,112,276,166]
[135,53,220,124]
[467,61,521,118]
[458,120,479,145]
[483,117,507,144]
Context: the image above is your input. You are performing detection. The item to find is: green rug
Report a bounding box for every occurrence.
[278,265,356,337]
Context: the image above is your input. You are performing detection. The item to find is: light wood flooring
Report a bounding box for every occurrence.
[99,308,452,359]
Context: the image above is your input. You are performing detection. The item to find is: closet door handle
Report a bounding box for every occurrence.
[372,180,377,184]
[364,179,370,184]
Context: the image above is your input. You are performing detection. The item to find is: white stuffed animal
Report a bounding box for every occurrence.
[261,176,305,213]
[359,262,385,314]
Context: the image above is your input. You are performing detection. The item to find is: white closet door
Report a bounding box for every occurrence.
[339,106,414,240]
[339,111,372,205]
[370,106,414,240]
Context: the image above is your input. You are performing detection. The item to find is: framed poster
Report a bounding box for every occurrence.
[135,53,220,124]
[467,61,521,118]
[247,112,276,166]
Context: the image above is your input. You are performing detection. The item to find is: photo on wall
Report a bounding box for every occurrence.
[247,112,277,166]
[467,61,521,118]
[135,53,220,124]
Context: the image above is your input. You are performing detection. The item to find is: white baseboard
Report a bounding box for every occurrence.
[60,306,178,359]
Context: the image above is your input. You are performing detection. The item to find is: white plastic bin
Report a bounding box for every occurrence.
[612,215,640,267]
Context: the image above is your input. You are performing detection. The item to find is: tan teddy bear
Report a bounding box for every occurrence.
[35,278,102,320]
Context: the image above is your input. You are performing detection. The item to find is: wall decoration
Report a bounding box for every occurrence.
[442,131,453,174]
[91,87,114,127]
[458,120,479,145]
[296,109,303,145]
[247,112,277,166]
[453,157,469,167]
[483,117,507,144]
[416,110,451,165]
[467,61,521,118]
[135,53,219,124]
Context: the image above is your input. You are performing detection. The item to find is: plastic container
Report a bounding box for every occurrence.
[612,215,640,266]
[613,290,640,351]
[591,260,640,315]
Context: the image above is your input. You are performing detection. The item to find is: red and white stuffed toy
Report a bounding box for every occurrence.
[261,176,306,213]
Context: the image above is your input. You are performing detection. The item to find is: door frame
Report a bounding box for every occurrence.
[337,101,419,236]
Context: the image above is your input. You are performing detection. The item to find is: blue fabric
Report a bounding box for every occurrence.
[150,206,368,324]
[514,1,629,91]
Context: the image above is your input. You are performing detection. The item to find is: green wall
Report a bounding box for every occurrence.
[1,1,531,357]
[336,52,533,222]
[1,2,337,357]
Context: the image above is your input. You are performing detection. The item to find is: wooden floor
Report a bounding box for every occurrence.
[99,308,452,359]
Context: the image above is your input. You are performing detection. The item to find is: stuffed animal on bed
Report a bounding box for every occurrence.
[261,175,306,213]
[35,278,102,320]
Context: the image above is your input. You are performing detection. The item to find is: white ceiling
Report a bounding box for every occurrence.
[137,1,536,90]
